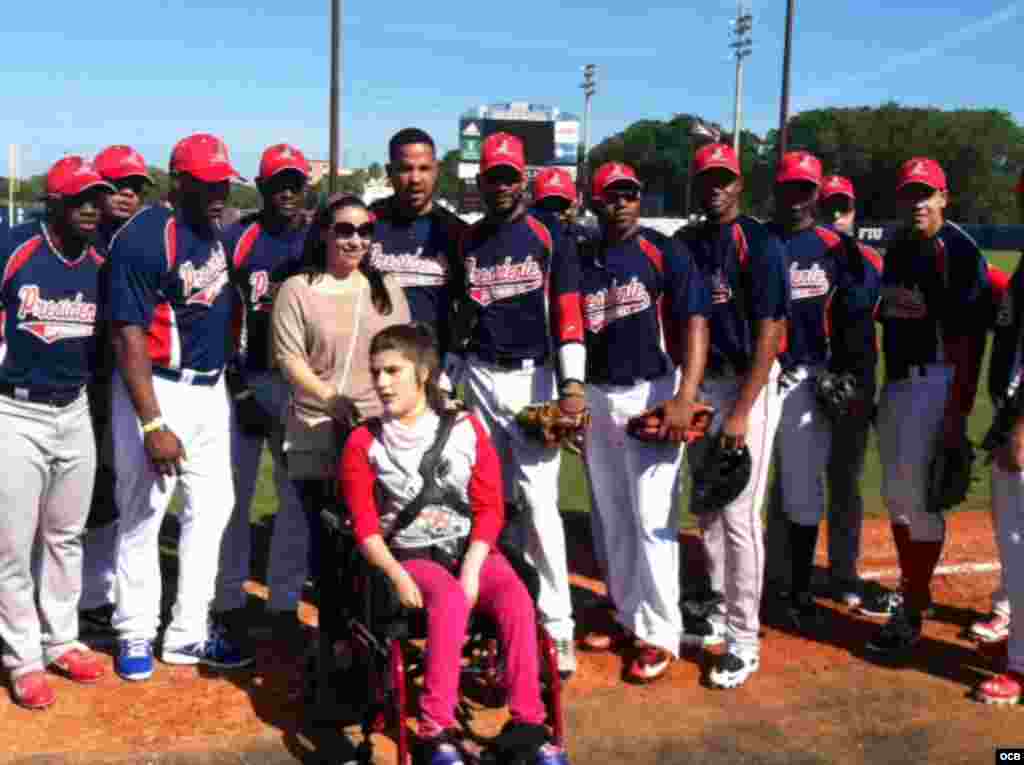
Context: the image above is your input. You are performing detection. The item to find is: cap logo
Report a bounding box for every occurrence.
[72,162,93,177]
[799,154,814,169]
[829,177,842,187]
[122,151,142,167]
[278,145,293,160]
[911,161,927,176]
[710,147,725,161]
[548,174,562,187]
[494,139,514,157]
[210,140,229,165]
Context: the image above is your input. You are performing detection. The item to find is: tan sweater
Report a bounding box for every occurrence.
[272,271,410,478]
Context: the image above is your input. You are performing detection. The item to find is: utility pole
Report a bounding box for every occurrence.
[329,0,342,194]
[581,64,597,193]
[731,2,753,155]
[778,0,795,160]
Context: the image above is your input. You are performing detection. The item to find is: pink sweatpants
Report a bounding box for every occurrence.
[403,551,546,737]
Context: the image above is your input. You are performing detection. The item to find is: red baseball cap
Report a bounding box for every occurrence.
[896,157,947,192]
[533,168,576,204]
[170,133,244,183]
[820,175,855,201]
[45,156,115,199]
[480,132,526,175]
[1015,169,1023,194]
[776,151,823,185]
[258,143,310,181]
[694,143,741,176]
[94,145,152,184]
[591,162,642,198]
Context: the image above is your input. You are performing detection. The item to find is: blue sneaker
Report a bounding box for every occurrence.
[162,625,255,669]
[116,638,154,681]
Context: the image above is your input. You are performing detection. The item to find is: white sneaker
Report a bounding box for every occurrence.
[681,618,726,648]
[709,651,759,689]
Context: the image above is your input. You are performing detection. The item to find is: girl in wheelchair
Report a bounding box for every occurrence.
[340,323,555,765]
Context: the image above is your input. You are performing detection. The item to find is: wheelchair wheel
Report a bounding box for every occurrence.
[537,626,566,747]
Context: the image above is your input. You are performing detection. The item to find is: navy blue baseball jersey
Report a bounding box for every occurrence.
[580,228,709,386]
[457,212,583,363]
[223,218,307,374]
[767,224,881,370]
[0,221,104,393]
[108,206,234,375]
[677,216,789,376]
[879,222,990,377]
[368,198,467,354]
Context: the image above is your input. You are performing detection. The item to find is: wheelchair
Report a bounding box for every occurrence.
[311,507,568,765]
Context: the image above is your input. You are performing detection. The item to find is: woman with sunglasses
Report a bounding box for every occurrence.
[271,193,410,587]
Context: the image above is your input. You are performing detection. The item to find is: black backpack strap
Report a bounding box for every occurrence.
[383,411,460,544]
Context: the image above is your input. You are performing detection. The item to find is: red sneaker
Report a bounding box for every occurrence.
[51,648,106,684]
[976,672,1024,705]
[627,644,672,684]
[11,671,56,710]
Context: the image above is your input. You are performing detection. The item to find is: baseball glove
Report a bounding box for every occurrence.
[926,438,976,514]
[626,403,715,443]
[814,371,859,421]
[515,398,590,455]
[691,439,753,516]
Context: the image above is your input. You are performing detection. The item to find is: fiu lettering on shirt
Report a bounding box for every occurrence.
[789,262,830,301]
[467,255,544,307]
[181,242,229,307]
[583,276,652,333]
[369,244,448,289]
[15,287,97,343]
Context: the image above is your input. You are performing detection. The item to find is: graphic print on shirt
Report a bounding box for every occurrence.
[15,286,98,344]
[789,261,830,301]
[583,275,653,333]
[466,254,544,307]
[181,240,229,307]
[369,243,448,289]
[880,283,928,319]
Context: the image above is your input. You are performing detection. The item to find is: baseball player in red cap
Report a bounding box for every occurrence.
[79,145,155,641]
[760,155,882,630]
[0,156,113,708]
[868,157,991,656]
[448,132,586,676]
[675,142,789,689]
[213,143,311,646]
[108,133,253,680]
[974,170,1024,703]
[577,161,710,683]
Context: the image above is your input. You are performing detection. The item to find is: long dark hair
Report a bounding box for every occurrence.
[369,323,446,414]
[302,193,393,315]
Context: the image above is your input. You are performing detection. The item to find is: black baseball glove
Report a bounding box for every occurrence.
[690,439,753,516]
[926,438,976,514]
[814,371,860,421]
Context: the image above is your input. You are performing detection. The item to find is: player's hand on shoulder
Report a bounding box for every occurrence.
[144,427,186,476]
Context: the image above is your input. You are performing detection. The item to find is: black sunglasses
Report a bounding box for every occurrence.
[600,188,641,204]
[331,222,374,239]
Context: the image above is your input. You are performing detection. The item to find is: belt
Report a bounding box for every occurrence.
[152,366,222,387]
[0,384,83,408]
[471,352,548,371]
[887,364,931,383]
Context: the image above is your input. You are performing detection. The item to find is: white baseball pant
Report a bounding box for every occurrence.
[876,365,953,542]
[464,356,573,642]
[691,362,782,657]
[584,369,685,656]
[216,372,307,614]
[0,393,95,675]
[992,463,1024,673]
[81,520,117,611]
[111,371,235,648]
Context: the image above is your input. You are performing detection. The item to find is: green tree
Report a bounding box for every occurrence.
[436,149,461,202]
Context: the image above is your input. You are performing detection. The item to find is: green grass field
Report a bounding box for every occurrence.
[248,250,1021,529]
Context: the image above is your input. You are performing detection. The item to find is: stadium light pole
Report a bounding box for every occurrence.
[778,0,795,160]
[328,0,343,194]
[581,64,597,193]
[684,120,720,219]
[731,3,753,155]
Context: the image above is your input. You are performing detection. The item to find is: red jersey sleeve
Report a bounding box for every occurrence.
[339,425,384,544]
[466,414,505,546]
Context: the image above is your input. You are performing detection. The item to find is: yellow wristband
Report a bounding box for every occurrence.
[141,417,165,434]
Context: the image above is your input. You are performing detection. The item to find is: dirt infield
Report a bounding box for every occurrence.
[2,512,1017,765]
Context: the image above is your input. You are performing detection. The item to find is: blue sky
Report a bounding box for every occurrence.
[3,0,1022,177]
